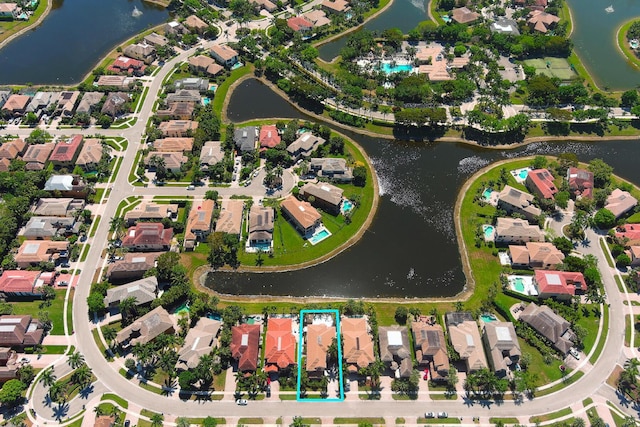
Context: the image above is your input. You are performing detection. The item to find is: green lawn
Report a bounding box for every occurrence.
[589,304,609,364]
[530,407,572,423]
[334,418,385,425]
[213,65,254,116]
[11,289,66,335]
[575,304,601,353]
[101,392,128,409]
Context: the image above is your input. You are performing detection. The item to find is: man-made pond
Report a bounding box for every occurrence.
[318,0,428,62]
[208,78,640,299]
[0,0,168,85]
[566,0,640,90]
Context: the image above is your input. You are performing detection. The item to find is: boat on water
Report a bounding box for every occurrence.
[605,5,614,13]
[132,6,143,17]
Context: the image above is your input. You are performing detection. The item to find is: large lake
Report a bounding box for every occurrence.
[0,0,168,85]
[207,78,640,299]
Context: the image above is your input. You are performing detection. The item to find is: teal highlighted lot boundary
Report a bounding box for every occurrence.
[296,309,344,402]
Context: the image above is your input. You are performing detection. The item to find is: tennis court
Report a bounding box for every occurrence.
[524,57,577,80]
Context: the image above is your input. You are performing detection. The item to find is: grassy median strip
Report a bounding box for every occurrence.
[530,408,572,423]
[101,392,128,409]
[237,418,264,424]
[334,418,386,425]
[589,304,609,364]
[600,239,615,268]
[417,418,461,424]
[490,418,519,424]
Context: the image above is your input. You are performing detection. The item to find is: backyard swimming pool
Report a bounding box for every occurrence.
[341,199,354,214]
[309,228,331,245]
[480,314,497,323]
[483,225,495,239]
[379,62,414,74]
[482,188,493,201]
[202,97,211,106]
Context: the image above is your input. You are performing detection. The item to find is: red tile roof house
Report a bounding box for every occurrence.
[1,94,30,117]
[158,120,199,137]
[264,318,296,373]
[616,224,640,246]
[534,270,587,301]
[231,323,261,372]
[0,315,45,349]
[566,167,594,199]
[306,323,335,377]
[287,16,314,33]
[0,270,56,299]
[0,138,26,160]
[107,56,147,76]
[525,168,558,200]
[341,317,375,373]
[605,189,638,219]
[259,125,281,149]
[122,223,173,252]
[49,134,84,168]
[280,195,322,237]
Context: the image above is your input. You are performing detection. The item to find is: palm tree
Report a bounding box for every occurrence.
[109,216,125,240]
[39,367,56,387]
[72,364,92,387]
[119,296,138,323]
[624,357,640,378]
[150,413,164,427]
[102,326,117,349]
[176,417,190,427]
[67,351,85,369]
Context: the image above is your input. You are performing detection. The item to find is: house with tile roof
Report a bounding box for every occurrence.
[164,21,188,36]
[184,14,209,34]
[452,6,480,24]
[0,3,18,19]
[44,175,88,198]
[22,143,54,171]
[31,198,85,217]
[0,270,55,298]
[199,141,225,171]
[174,77,209,92]
[300,182,343,215]
[280,195,321,237]
[184,199,215,250]
[304,9,331,27]
[116,306,174,348]
[102,92,131,117]
[215,199,244,236]
[210,44,239,67]
[123,43,156,64]
[525,168,558,200]
[144,152,188,173]
[533,270,586,301]
[1,94,30,117]
[188,55,224,76]
[287,16,314,33]
[159,120,198,138]
[55,91,80,118]
[445,312,488,372]
[378,326,412,378]
[412,319,449,382]
[0,315,44,348]
[0,138,26,160]
[103,276,158,309]
[76,92,104,115]
[322,0,350,14]
[251,0,277,12]
[259,125,281,149]
[248,205,274,247]
[106,252,163,282]
[482,322,521,378]
[306,323,335,376]
[156,101,195,120]
[497,185,542,222]
[49,135,83,167]
[0,158,9,172]
[122,223,173,252]
[152,137,194,152]
[144,32,169,47]
[166,90,201,104]
[231,323,261,372]
[95,76,135,90]
[605,189,638,219]
[108,56,147,75]
[566,167,594,199]
[528,10,559,33]
[520,303,575,355]
[264,317,296,373]
[615,223,640,246]
[176,317,221,371]
[123,202,178,225]
[26,91,58,114]
[15,240,69,268]
[341,317,375,373]
[76,138,104,171]
[0,348,19,384]
[287,133,326,160]
[495,217,545,244]
[508,242,564,270]
[310,158,353,182]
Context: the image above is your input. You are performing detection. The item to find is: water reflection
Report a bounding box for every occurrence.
[208,79,640,298]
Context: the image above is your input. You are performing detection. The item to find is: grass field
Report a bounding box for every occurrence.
[524,57,577,80]
[11,289,67,335]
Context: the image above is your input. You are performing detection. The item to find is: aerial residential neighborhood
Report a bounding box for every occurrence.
[0,0,639,425]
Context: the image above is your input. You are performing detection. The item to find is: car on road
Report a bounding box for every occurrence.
[425,412,435,418]
[60,263,70,268]
[437,412,448,418]
[58,281,68,287]
[20,358,30,364]
[187,185,195,190]
[236,398,248,406]
[124,420,130,427]
[79,234,87,242]
[569,348,580,360]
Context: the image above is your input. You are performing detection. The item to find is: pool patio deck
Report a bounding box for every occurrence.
[507,274,538,297]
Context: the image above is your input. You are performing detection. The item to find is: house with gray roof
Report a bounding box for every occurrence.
[309,157,353,182]
[234,126,258,152]
[76,92,104,115]
[300,182,343,215]
[19,216,78,240]
[248,205,274,246]
[445,312,488,372]
[176,317,221,371]
[26,92,57,114]
[103,276,158,309]
[174,77,209,92]
[166,90,201,104]
[144,32,169,47]
[412,319,449,382]
[490,18,520,35]
[482,322,521,378]
[287,133,326,160]
[378,326,412,378]
[497,185,542,222]
[124,201,178,225]
[32,198,85,217]
[101,92,129,117]
[116,306,174,348]
[123,43,156,64]
[106,252,163,282]
[520,303,575,355]
[199,141,225,171]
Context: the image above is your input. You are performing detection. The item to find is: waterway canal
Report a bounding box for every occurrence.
[0,0,168,85]
[209,79,640,299]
